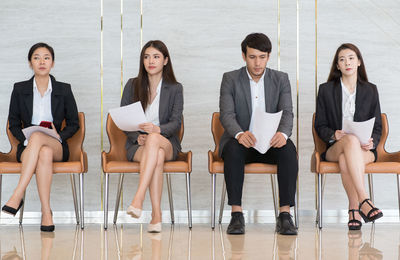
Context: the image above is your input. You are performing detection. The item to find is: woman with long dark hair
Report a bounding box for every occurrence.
[121,40,183,233]
[315,43,383,230]
[2,43,79,232]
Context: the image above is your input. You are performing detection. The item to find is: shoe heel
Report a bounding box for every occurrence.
[359,211,370,223]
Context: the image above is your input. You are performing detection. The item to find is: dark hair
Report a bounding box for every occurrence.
[28,42,55,61]
[241,33,272,55]
[133,40,177,110]
[327,43,368,82]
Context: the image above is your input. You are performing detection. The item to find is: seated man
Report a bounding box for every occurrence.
[219,33,298,235]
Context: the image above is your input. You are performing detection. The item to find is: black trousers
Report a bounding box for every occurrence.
[221,138,298,207]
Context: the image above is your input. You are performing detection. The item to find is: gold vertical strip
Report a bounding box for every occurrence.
[296,0,300,212]
[140,0,143,48]
[100,0,104,210]
[314,0,318,210]
[121,0,124,96]
[277,0,281,71]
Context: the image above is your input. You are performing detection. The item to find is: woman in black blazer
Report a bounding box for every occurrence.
[1,43,79,232]
[315,43,383,230]
[121,40,183,233]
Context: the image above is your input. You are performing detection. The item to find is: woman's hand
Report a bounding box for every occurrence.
[50,123,61,142]
[361,138,374,151]
[139,123,160,134]
[137,134,147,146]
[334,130,346,141]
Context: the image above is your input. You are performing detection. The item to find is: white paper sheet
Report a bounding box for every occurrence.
[109,102,147,131]
[22,126,61,142]
[342,117,375,145]
[249,109,283,154]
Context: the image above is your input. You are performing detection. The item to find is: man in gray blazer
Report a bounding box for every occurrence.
[219,33,298,235]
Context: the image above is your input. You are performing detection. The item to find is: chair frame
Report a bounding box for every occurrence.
[0,112,87,229]
[208,112,299,229]
[102,114,192,229]
[311,113,400,229]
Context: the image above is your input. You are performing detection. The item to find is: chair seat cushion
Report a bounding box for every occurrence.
[319,161,400,174]
[104,160,190,173]
[0,161,84,174]
[210,161,277,174]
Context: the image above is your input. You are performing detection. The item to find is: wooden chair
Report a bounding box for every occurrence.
[0,112,87,229]
[208,112,299,229]
[311,113,400,229]
[102,114,192,229]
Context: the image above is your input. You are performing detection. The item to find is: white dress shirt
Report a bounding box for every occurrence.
[235,68,287,140]
[341,78,356,123]
[144,79,162,126]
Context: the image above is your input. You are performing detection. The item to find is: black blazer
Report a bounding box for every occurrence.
[315,79,382,149]
[120,78,183,161]
[8,75,79,161]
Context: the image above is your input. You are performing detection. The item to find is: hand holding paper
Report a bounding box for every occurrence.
[109,102,147,131]
[342,117,375,145]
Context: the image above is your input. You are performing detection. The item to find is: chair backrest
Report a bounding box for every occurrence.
[211,112,224,156]
[6,112,85,162]
[105,113,184,161]
[312,113,389,160]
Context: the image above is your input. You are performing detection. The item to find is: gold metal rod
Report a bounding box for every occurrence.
[140,0,143,48]
[100,0,104,210]
[277,0,281,71]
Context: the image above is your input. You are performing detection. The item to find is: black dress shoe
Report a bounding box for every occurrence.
[40,225,55,232]
[276,212,297,235]
[2,200,24,216]
[227,212,245,235]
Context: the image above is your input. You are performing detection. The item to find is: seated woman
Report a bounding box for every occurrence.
[121,40,183,233]
[315,43,383,230]
[2,43,79,232]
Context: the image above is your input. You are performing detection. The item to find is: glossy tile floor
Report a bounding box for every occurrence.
[0,215,398,260]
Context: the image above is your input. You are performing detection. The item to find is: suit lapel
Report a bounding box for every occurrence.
[239,68,252,115]
[159,80,170,123]
[22,76,34,121]
[263,69,271,112]
[354,80,362,121]
[50,75,61,118]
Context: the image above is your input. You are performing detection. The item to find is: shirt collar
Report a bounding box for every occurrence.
[340,77,356,96]
[33,76,52,94]
[245,67,266,84]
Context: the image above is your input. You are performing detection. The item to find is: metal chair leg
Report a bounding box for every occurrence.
[211,174,216,229]
[70,174,80,224]
[317,174,323,229]
[19,192,26,225]
[271,175,279,220]
[316,175,325,224]
[218,181,226,224]
[104,173,109,230]
[79,173,84,229]
[185,173,192,229]
[368,174,374,203]
[166,174,175,224]
[397,174,400,220]
[113,174,124,224]
[294,177,299,228]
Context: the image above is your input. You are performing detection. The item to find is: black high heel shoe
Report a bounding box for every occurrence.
[359,198,383,223]
[348,209,362,231]
[40,211,55,232]
[2,199,24,216]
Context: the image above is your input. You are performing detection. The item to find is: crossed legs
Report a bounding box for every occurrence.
[4,132,62,226]
[326,134,381,226]
[131,133,173,224]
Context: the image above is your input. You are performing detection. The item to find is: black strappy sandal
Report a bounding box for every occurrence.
[348,209,362,230]
[359,198,383,223]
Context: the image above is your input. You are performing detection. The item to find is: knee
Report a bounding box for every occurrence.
[38,146,53,164]
[341,135,360,149]
[145,133,161,147]
[28,132,46,146]
[156,149,165,168]
[223,138,243,158]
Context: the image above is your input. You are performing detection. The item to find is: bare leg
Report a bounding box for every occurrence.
[130,133,173,210]
[326,134,379,217]
[4,132,62,210]
[148,148,165,224]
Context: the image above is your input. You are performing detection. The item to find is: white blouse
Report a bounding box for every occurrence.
[32,77,53,125]
[144,79,162,126]
[341,78,356,123]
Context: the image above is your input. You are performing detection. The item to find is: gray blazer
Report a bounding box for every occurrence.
[219,66,294,156]
[121,78,183,161]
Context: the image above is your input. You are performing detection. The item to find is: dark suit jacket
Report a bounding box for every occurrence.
[8,75,79,162]
[315,79,382,149]
[121,78,183,161]
[219,66,294,156]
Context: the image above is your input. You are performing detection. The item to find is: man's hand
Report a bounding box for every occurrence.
[237,131,256,148]
[361,138,373,151]
[270,132,287,148]
[137,134,147,146]
[139,123,160,134]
